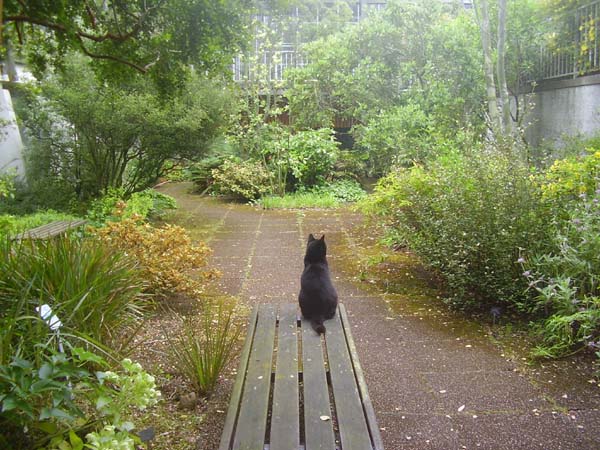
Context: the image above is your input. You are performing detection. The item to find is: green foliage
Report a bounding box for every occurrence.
[540,149,600,207]
[353,104,434,174]
[257,179,365,209]
[258,191,339,209]
[167,302,242,396]
[0,350,159,450]
[87,189,177,226]
[4,0,250,87]
[261,128,340,192]
[312,179,367,203]
[0,237,147,360]
[286,0,485,133]
[0,171,16,200]
[285,129,340,188]
[524,187,600,359]
[21,57,235,200]
[365,149,551,310]
[211,159,272,201]
[189,155,231,193]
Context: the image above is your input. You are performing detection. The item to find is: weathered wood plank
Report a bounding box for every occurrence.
[270,304,300,450]
[339,304,384,450]
[218,307,259,450]
[326,312,373,450]
[14,219,88,240]
[232,305,277,450]
[301,317,336,450]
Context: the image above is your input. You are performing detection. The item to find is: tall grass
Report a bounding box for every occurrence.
[167,301,242,396]
[0,237,148,362]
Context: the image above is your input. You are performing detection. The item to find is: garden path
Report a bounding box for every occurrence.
[160,182,600,450]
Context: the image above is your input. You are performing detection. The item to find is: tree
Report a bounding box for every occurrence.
[21,56,235,201]
[1,0,250,80]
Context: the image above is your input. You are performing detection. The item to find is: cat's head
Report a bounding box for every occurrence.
[305,234,327,262]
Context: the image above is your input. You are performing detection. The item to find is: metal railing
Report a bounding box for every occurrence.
[535,0,600,80]
[232,48,309,83]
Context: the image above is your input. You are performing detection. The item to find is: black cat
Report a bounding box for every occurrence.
[299,234,338,334]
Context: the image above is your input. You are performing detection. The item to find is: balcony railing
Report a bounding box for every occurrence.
[534,0,600,81]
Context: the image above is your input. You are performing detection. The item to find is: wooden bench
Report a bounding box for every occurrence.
[219,303,384,450]
[13,220,87,240]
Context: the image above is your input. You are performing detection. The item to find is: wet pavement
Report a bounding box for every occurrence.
[160,183,600,450]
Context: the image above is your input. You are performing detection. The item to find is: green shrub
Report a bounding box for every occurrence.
[0,349,160,450]
[211,158,272,201]
[286,128,340,188]
[87,188,177,225]
[312,179,367,203]
[524,188,600,359]
[189,156,228,193]
[353,104,434,174]
[0,237,147,360]
[258,191,339,209]
[167,301,242,396]
[365,150,551,310]
[539,150,600,215]
[0,171,16,200]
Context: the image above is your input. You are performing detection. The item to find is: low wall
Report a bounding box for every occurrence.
[523,74,600,148]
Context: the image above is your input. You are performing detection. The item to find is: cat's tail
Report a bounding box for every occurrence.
[311,316,326,334]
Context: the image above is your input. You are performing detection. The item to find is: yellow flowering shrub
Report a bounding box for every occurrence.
[541,150,600,202]
[94,217,219,298]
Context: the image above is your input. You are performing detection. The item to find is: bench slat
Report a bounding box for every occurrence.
[339,304,384,450]
[326,312,373,450]
[14,220,87,240]
[270,304,300,450]
[232,305,277,450]
[218,307,259,450]
[302,317,336,450]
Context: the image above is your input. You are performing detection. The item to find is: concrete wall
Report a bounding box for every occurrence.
[0,88,24,177]
[524,74,600,148]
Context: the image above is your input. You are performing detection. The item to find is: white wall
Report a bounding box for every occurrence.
[524,75,600,148]
[0,88,24,178]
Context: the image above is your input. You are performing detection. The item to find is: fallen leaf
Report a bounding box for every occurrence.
[458,405,465,412]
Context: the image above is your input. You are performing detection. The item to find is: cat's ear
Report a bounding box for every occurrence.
[319,234,325,241]
[308,234,316,242]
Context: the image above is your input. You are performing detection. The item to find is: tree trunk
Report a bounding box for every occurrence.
[476,0,502,135]
[497,0,511,134]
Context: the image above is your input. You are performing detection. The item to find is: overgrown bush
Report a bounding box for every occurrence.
[94,218,218,298]
[312,179,366,203]
[523,153,600,360]
[0,349,160,450]
[353,104,434,174]
[285,128,339,189]
[211,158,272,201]
[189,156,229,193]
[364,149,551,310]
[0,237,147,360]
[167,301,242,396]
[87,188,177,225]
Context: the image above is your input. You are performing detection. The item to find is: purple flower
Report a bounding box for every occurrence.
[517,257,525,264]
[572,218,581,225]
[579,193,587,199]
[523,270,531,277]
